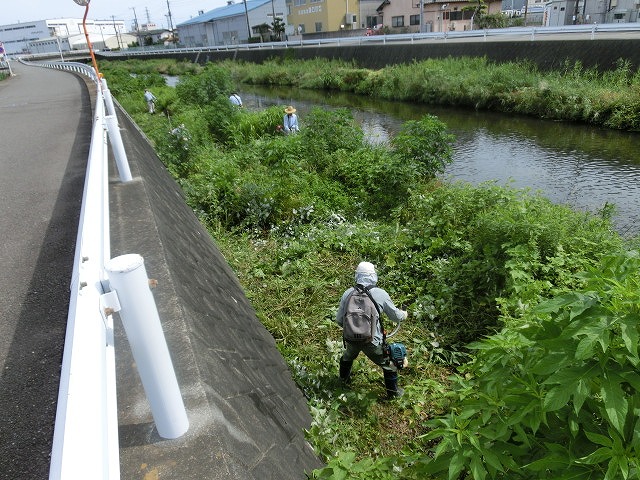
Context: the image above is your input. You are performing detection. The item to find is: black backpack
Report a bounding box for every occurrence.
[343,284,380,343]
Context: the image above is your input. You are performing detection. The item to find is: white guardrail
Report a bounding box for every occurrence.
[99,22,640,58]
[30,61,188,480]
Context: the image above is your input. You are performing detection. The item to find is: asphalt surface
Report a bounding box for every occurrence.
[0,61,322,479]
[0,62,90,478]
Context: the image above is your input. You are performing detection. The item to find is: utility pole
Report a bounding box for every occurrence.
[131,7,140,46]
[111,15,122,49]
[243,0,251,43]
[166,0,176,45]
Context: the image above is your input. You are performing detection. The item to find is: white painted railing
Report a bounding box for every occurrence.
[98,22,640,57]
[30,61,188,480]
[44,62,120,480]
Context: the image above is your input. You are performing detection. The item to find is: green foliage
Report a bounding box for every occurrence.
[223,57,640,132]
[175,63,234,105]
[390,182,622,346]
[476,13,508,29]
[391,115,455,178]
[99,58,636,480]
[418,251,640,479]
[271,17,286,41]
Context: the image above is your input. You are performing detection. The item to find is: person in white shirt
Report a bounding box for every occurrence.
[229,92,243,107]
[143,89,157,113]
[283,105,300,134]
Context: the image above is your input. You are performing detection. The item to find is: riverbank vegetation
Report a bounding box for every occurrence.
[101,59,640,478]
[224,56,640,131]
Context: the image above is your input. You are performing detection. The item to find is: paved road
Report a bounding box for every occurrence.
[0,62,91,479]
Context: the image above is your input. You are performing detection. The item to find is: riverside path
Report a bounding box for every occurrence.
[0,61,90,479]
[0,61,322,479]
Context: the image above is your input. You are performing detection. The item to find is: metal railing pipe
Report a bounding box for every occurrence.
[104,254,189,439]
[49,84,119,480]
[105,115,132,182]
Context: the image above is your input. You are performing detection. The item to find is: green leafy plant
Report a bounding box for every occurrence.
[418,251,640,479]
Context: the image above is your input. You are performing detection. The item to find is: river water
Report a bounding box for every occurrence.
[235,84,640,237]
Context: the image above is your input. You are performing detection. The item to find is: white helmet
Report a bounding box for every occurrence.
[355,261,378,286]
[355,261,376,275]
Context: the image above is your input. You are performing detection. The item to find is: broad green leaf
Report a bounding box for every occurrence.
[470,454,487,480]
[524,452,569,471]
[579,447,613,465]
[531,352,569,375]
[604,456,619,480]
[544,384,573,412]
[585,430,613,447]
[619,455,629,479]
[601,379,628,436]
[419,452,453,474]
[618,370,640,393]
[569,414,579,437]
[544,364,594,385]
[534,292,592,314]
[481,448,504,472]
[597,329,611,354]
[573,379,590,414]
[448,451,465,480]
[576,336,598,360]
[620,315,640,356]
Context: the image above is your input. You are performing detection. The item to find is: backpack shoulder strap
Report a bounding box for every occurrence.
[358,284,381,315]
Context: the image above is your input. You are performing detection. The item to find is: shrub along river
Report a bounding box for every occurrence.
[235,83,640,238]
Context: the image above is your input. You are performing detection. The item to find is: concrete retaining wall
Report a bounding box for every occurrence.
[104,38,640,71]
[109,105,323,479]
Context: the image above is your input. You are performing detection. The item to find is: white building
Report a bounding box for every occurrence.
[542,0,639,25]
[177,0,287,47]
[0,18,126,55]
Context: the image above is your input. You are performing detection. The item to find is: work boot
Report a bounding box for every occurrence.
[339,360,353,385]
[383,371,404,398]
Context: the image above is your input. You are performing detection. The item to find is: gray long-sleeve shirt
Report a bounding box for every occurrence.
[336,273,407,346]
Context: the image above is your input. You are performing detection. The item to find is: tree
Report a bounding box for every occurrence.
[271,17,285,41]
[462,0,487,30]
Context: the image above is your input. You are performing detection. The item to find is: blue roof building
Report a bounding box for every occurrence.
[177,0,287,46]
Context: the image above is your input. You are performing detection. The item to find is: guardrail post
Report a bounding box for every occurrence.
[101,78,117,117]
[105,254,189,439]
[104,115,133,183]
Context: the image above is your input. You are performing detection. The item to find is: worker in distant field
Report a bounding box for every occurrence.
[144,89,157,114]
[229,92,243,107]
[283,105,300,134]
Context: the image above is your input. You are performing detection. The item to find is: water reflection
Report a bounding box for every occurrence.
[237,84,640,237]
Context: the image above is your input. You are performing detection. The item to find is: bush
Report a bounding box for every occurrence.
[175,63,234,106]
[391,114,455,179]
[419,251,640,479]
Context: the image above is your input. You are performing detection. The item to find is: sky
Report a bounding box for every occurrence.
[0,0,229,29]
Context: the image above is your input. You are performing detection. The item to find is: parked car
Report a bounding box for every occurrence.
[365,24,384,36]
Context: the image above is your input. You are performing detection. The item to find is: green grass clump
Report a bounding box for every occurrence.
[223,56,640,131]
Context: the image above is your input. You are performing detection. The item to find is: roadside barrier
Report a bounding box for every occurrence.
[29,61,188,480]
[95,22,640,55]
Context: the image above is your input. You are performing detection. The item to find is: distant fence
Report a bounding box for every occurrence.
[100,22,640,58]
